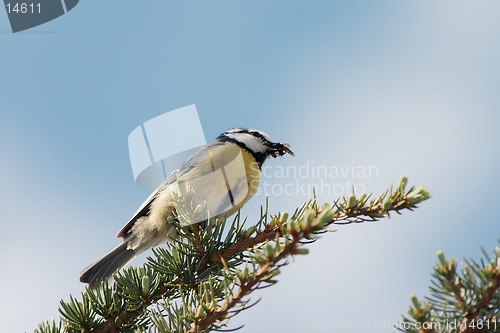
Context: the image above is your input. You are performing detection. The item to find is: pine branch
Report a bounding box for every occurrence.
[188,242,293,332]
[188,208,318,332]
[400,249,500,333]
[38,176,429,333]
[461,258,500,332]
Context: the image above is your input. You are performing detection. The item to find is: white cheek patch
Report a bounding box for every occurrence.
[228,132,268,154]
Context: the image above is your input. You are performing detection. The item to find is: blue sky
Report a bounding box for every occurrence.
[1,1,500,332]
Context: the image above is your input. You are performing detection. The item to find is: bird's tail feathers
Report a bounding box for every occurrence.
[80,238,138,286]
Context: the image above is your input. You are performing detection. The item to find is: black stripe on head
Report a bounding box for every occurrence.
[217,128,271,168]
[217,132,268,168]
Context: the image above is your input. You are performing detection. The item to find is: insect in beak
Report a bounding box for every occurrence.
[269,142,295,158]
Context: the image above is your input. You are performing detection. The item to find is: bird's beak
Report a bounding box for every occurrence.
[269,142,295,158]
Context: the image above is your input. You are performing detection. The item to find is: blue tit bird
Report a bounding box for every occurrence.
[80,128,294,285]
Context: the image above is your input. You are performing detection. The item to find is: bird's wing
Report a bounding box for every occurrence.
[116,142,224,238]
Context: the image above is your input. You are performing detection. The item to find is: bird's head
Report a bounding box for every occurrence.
[217,128,294,167]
